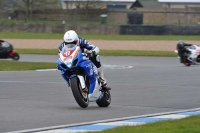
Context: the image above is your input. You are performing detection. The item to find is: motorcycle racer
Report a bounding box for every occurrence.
[177,40,192,63]
[58,30,111,90]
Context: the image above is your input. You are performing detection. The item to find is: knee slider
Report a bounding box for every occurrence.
[96,55,100,62]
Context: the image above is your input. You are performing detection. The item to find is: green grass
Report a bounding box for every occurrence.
[0,49,176,71]
[15,49,177,57]
[0,19,101,25]
[0,60,56,71]
[89,115,200,133]
[0,32,63,39]
[16,49,58,55]
[1,32,200,40]
[0,49,177,71]
[0,19,63,24]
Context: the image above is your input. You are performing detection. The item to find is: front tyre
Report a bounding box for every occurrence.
[96,90,111,107]
[70,77,89,108]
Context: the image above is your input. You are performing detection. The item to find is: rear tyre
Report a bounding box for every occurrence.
[12,53,20,60]
[70,77,89,108]
[183,62,191,66]
[96,90,111,107]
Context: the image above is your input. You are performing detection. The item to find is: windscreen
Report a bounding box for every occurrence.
[189,45,196,50]
[61,44,76,53]
[61,44,77,58]
[1,42,10,48]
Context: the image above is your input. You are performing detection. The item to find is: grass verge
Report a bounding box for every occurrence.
[0,60,56,71]
[1,49,177,71]
[89,115,200,133]
[16,49,58,55]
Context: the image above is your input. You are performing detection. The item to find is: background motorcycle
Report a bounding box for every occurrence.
[0,40,20,61]
[57,44,111,108]
[175,44,200,66]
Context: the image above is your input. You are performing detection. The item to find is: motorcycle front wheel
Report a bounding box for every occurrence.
[70,77,89,108]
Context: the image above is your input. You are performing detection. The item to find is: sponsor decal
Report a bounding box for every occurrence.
[63,50,73,57]
[89,68,93,75]
[196,49,200,55]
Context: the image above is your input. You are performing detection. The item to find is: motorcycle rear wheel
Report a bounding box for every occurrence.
[70,77,89,108]
[96,90,111,107]
[11,53,20,60]
[183,62,191,66]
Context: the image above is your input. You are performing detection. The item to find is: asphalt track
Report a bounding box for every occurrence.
[1,55,200,133]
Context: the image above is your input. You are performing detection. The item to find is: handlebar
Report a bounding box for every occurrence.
[83,50,94,57]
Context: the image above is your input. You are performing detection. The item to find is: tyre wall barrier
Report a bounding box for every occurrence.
[120,25,200,35]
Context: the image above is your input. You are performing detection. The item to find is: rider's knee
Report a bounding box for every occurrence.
[89,55,101,68]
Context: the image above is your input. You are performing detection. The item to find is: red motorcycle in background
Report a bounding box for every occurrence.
[0,40,20,61]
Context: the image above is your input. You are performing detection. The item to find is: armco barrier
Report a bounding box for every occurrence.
[120,25,165,35]
[165,25,200,35]
[120,25,200,35]
[1,23,200,35]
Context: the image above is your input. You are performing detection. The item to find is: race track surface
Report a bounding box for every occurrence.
[1,55,200,132]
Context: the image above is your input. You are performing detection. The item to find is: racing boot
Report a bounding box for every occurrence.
[98,67,111,90]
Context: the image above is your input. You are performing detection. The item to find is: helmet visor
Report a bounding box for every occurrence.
[65,40,77,45]
[64,43,76,49]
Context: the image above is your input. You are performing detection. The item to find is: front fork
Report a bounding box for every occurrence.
[77,75,86,89]
[62,72,86,89]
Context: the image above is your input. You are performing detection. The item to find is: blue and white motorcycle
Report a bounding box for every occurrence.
[57,44,111,108]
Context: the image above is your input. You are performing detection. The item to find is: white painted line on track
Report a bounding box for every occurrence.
[35,65,133,71]
[36,69,57,71]
[154,114,188,119]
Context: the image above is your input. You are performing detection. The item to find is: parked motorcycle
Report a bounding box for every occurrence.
[57,44,111,108]
[0,40,20,60]
[175,44,200,66]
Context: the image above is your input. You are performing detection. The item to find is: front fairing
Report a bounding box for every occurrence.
[57,44,97,76]
[58,44,80,69]
[186,45,200,62]
[187,45,200,56]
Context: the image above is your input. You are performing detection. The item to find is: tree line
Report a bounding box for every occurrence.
[0,0,103,22]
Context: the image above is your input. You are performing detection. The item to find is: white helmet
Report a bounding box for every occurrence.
[63,30,78,44]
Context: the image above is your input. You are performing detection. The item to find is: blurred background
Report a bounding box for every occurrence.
[0,0,200,35]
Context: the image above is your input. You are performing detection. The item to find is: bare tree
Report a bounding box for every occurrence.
[16,0,59,22]
[0,0,18,12]
[22,0,33,22]
[0,0,2,19]
[81,0,104,20]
